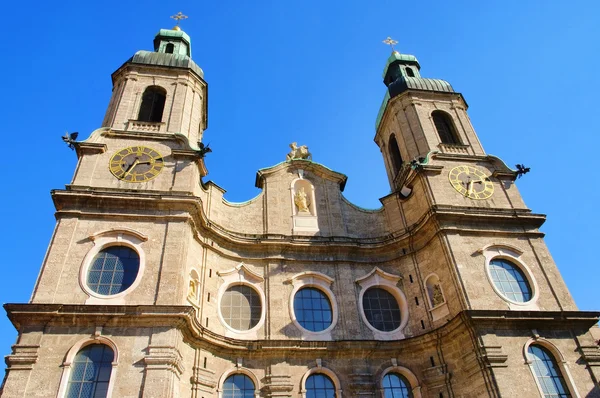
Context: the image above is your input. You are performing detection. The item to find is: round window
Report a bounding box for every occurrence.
[87,246,140,295]
[489,258,532,303]
[293,287,333,332]
[362,287,401,332]
[220,285,262,331]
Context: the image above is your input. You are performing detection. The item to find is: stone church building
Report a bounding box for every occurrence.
[1,23,599,398]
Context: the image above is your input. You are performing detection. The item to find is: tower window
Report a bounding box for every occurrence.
[388,134,403,176]
[220,285,262,331]
[66,344,114,398]
[305,374,336,398]
[87,246,140,296]
[432,111,460,145]
[222,374,255,398]
[138,86,167,123]
[489,258,532,303]
[362,287,401,332]
[293,287,333,332]
[405,67,415,77]
[382,372,413,398]
[165,43,174,54]
[528,345,572,397]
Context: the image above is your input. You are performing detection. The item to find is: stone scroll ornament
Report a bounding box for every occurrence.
[286,142,312,161]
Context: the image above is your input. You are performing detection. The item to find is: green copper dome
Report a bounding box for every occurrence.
[375,51,454,130]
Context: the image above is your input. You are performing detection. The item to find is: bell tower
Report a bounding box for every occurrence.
[101,25,207,144]
[375,49,485,191]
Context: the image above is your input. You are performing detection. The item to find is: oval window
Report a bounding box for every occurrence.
[362,287,401,332]
[293,287,333,332]
[87,246,140,295]
[489,258,532,303]
[220,285,262,331]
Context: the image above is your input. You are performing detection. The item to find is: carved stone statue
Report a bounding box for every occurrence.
[432,284,445,307]
[294,188,310,213]
[188,279,197,300]
[286,142,312,161]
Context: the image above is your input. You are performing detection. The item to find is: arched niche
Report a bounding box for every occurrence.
[291,176,319,234]
[424,273,449,322]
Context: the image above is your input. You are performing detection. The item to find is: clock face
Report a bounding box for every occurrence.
[448,165,494,200]
[109,146,164,183]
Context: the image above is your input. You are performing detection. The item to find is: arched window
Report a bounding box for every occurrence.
[220,284,262,331]
[432,111,459,145]
[293,287,333,332]
[305,373,336,398]
[87,246,140,296]
[527,345,572,398]
[489,258,532,303]
[362,287,401,332]
[138,86,166,123]
[222,373,255,398]
[165,43,174,54]
[382,372,413,398]
[66,344,114,398]
[388,134,403,175]
[405,67,415,77]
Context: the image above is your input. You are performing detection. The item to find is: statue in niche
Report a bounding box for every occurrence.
[432,284,445,307]
[188,279,198,300]
[294,187,310,213]
[286,142,312,161]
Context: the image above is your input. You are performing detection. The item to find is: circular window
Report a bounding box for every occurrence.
[87,246,140,295]
[293,287,333,332]
[362,287,401,332]
[489,258,532,303]
[222,373,255,398]
[305,373,336,398]
[382,372,413,397]
[220,285,262,331]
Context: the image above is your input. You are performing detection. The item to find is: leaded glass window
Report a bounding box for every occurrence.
[383,373,413,398]
[293,287,333,332]
[66,344,114,398]
[489,258,532,303]
[222,373,255,398]
[220,285,262,331]
[87,246,140,296]
[528,345,572,398]
[305,373,336,398]
[362,287,401,332]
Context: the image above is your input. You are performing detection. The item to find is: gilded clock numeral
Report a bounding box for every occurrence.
[448,165,494,200]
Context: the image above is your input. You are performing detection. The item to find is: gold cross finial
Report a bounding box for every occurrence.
[383,36,399,53]
[170,11,188,27]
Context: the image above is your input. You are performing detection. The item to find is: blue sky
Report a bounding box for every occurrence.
[1,0,598,369]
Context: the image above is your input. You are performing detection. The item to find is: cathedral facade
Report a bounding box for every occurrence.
[1,25,599,398]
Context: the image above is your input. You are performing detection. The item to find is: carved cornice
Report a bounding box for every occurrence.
[5,304,599,358]
[4,344,39,370]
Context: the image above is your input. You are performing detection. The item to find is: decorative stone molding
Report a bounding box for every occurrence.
[479,345,508,368]
[438,143,470,154]
[191,366,217,396]
[4,344,39,370]
[348,372,375,396]
[144,345,184,377]
[579,345,600,366]
[126,120,165,132]
[422,364,449,389]
[261,374,293,397]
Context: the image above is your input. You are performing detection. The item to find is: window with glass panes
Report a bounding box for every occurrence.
[362,287,401,332]
[220,285,262,331]
[66,344,113,398]
[382,373,413,398]
[489,258,532,303]
[293,287,333,332]
[305,373,336,398]
[87,246,140,295]
[222,374,255,398]
[528,345,572,398]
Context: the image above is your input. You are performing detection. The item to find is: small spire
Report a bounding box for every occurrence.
[382,36,399,53]
[170,11,188,30]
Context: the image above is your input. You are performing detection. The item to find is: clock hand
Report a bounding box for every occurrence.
[124,159,140,177]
